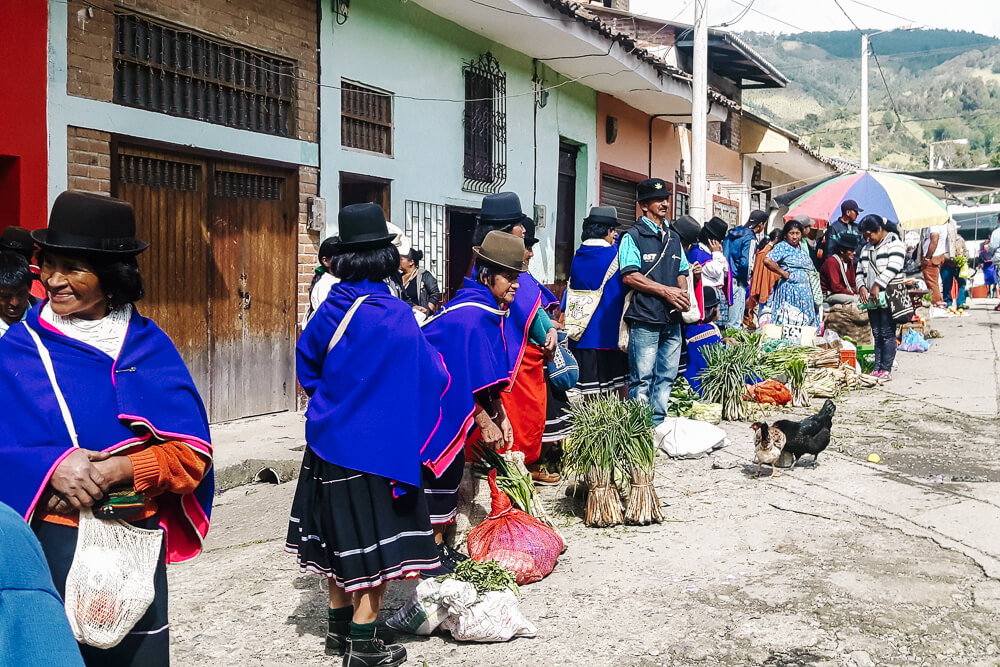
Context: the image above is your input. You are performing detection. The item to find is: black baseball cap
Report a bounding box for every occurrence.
[841,199,863,214]
[746,210,768,227]
[637,178,670,203]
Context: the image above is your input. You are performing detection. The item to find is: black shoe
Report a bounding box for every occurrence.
[326,630,348,657]
[439,542,469,569]
[343,635,407,667]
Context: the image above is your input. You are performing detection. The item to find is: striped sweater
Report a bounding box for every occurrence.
[856,232,906,291]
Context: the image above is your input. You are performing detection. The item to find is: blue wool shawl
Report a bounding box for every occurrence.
[566,243,626,350]
[297,281,449,492]
[0,305,214,564]
[420,279,510,476]
[683,322,723,395]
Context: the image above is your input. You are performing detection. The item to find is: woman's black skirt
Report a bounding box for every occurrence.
[570,347,629,397]
[421,449,465,526]
[543,374,571,443]
[286,447,440,592]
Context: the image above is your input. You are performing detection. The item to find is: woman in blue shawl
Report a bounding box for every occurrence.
[0,191,213,667]
[420,231,527,570]
[287,204,449,667]
[764,218,821,327]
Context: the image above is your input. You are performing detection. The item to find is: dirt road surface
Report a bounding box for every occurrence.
[170,305,1000,666]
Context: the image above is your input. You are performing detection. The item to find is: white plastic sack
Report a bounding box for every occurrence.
[655,417,729,459]
[438,590,537,642]
[387,578,455,635]
[64,510,162,648]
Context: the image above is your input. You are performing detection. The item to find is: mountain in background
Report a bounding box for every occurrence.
[738,28,1000,170]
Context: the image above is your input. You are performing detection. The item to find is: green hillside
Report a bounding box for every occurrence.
[739,29,1000,170]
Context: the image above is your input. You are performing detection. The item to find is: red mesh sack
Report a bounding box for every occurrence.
[466,470,563,585]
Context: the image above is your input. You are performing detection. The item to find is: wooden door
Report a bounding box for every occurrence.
[116,148,212,399]
[114,145,297,422]
[555,143,579,287]
[209,162,297,421]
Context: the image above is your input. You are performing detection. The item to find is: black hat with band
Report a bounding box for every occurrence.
[32,191,149,258]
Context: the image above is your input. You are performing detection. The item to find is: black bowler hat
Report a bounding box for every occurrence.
[474,231,528,273]
[32,191,149,257]
[841,199,863,214]
[835,232,861,251]
[637,178,670,202]
[335,203,396,250]
[478,192,531,228]
[0,226,36,258]
[583,206,618,227]
[672,215,701,246]
[702,216,729,242]
[702,285,720,310]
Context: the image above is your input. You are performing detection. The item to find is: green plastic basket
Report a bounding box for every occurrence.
[857,345,876,374]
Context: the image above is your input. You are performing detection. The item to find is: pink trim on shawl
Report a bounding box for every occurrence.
[506,291,542,389]
[422,375,508,477]
[24,448,77,522]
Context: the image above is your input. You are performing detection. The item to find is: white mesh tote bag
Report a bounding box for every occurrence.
[27,325,162,648]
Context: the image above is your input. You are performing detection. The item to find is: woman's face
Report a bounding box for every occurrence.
[524,245,534,265]
[785,228,802,246]
[489,271,520,305]
[840,248,857,263]
[40,252,108,320]
[399,255,413,272]
[863,228,887,245]
[510,223,526,238]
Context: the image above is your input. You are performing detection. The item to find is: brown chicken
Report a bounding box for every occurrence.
[750,421,786,478]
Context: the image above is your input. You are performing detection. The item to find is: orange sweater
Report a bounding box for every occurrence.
[39,441,210,527]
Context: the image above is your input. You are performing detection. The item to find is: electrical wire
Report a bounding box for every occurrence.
[831,0,863,32]
[712,0,755,28]
[841,0,916,25]
[721,0,805,32]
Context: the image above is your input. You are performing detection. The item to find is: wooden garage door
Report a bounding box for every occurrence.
[115,145,297,422]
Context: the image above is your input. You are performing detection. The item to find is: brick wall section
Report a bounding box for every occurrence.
[297,166,320,323]
[67,127,112,194]
[66,0,318,142]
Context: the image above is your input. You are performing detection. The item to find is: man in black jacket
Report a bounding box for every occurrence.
[617,178,692,425]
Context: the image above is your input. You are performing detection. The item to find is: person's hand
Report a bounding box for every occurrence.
[691,263,703,282]
[91,456,134,488]
[543,328,558,360]
[858,287,870,304]
[480,419,505,452]
[498,414,514,452]
[44,492,74,515]
[708,239,723,253]
[414,305,429,315]
[920,258,929,268]
[870,284,881,302]
[48,449,111,510]
[661,286,690,311]
[722,337,738,345]
[780,269,791,281]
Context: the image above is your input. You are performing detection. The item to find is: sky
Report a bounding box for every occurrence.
[628,0,1000,39]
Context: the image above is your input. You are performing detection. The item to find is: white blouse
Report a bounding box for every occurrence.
[41,303,133,360]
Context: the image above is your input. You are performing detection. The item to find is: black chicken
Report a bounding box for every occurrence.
[772,399,836,467]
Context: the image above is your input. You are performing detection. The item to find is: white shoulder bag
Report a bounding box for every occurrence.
[26,325,162,649]
[564,256,619,342]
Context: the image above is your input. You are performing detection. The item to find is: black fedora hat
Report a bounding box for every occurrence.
[672,215,701,246]
[702,216,729,242]
[637,178,670,203]
[0,226,36,258]
[702,285,720,310]
[478,192,531,228]
[32,191,149,257]
[835,232,861,251]
[583,206,618,227]
[473,231,528,273]
[335,203,395,250]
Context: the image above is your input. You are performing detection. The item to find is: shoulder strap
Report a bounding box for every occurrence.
[326,295,369,354]
[597,254,620,290]
[644,229,673,278]
[25,325,79,448]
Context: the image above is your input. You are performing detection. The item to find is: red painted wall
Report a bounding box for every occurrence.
[0,2,48,231]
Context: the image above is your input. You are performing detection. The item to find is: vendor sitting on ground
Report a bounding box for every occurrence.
[820,232,860,306]
[683,286,736,396]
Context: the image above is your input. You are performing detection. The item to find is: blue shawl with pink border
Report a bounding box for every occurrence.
[0,305,214,564]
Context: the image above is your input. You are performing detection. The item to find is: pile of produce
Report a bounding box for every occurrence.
[441,558,520,598]
[563,397,665,527]
[697,338,765,421]
[806,363,879,396]
[667,378,699,418]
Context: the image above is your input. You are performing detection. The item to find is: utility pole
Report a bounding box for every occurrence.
[860,32,869,171]
[690,0,708,222]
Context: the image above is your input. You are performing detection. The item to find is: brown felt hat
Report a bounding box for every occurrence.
[473,231,528,273]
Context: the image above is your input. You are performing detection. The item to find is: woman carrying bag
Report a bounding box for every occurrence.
[0,191,214,667]
[856,214,907,381]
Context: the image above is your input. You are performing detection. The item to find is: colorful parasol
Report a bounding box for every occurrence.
[783,171,949,231]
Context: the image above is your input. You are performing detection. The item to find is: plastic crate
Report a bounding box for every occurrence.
[840,349,857,367]
[857,345,876,374]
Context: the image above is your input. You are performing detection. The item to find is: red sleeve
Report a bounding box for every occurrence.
[819,257,837,294]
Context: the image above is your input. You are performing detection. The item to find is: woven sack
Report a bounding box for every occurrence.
[64,509,162,648]
[467,470,562,585]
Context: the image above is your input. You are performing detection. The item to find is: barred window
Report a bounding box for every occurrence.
[341,81,392,156]
[674,185,690,219]
[714,199,739,226]
[113,12,296,137]
[463,52,507,193]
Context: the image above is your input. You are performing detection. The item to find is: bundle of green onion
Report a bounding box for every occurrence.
[564,398,625,527]
[439,559,520,598]
[696,340,765,421]
[470,441,537,514]
[616,400,663,525]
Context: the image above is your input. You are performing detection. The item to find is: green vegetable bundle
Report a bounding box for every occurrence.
[440,558,520,598]
[667,378,699,418]
[471,442,536,514]
[564,398,624,527]
[696,339,765,421]
[616,400,663,525]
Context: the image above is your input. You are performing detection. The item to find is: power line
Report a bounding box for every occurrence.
[841,0,916,25]
[712,0,755,28]
[722,0,805,32]
[798,108,998,135]
[831,0,863,32]
[771,43,996,72]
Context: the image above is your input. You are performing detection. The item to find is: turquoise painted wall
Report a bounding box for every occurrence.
[320,0,597,283]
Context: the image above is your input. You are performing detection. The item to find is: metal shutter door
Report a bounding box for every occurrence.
[600,174,638,228]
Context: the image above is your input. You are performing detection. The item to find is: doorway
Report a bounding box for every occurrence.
[340,172,391,221]
[555,142,579,289]
[446,207,477,302]
[113,143,298,422]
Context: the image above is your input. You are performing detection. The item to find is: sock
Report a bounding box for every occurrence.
[349,620,377,641]
[328,606,353,636]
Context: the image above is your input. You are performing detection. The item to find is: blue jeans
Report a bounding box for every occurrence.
[727,284,747,329]
[940,264,967,308]
[627,321,682,425]
[867,307,897,373]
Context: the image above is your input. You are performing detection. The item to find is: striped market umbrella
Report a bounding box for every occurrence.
[783,171,949,231]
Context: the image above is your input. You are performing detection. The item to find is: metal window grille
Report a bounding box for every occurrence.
[214,171,284,200]
[462,52,506,193]
[120,154,200,190]
[714,200,739,226]
[404,201,446,288]
[674,188,690,219]
[341,81,392,155]
[113,12,296,137]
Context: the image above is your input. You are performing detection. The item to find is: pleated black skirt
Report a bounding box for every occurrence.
[571,347,629,396]
[421,449,465,526]
[285,447,440,592]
